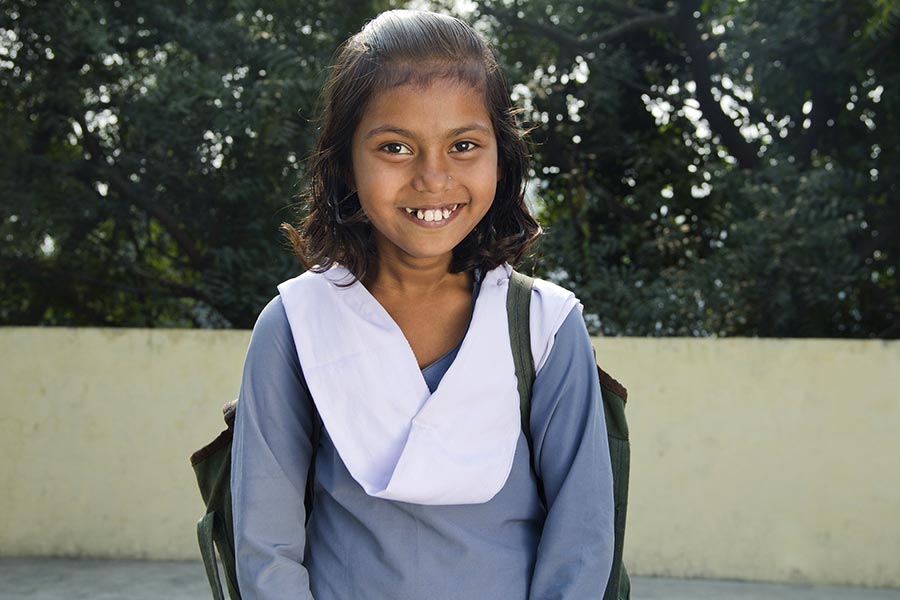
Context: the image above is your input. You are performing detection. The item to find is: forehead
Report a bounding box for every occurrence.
[356,78,493,138]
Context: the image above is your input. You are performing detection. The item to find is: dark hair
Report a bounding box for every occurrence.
[282,9,540,281]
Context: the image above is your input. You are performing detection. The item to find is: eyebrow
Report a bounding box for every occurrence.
[364,123,492,140]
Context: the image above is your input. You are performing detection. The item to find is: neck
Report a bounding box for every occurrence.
[365,250,470,298]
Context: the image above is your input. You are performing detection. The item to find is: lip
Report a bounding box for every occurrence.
[400,202,463,211]
[399,203,466,227]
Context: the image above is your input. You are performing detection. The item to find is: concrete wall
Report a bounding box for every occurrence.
[1,328,897,587]
[597,338,900,588]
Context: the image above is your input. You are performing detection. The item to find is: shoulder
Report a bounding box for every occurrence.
[244,295,301,374]
[525,274,584,373]
[529,277,580,330]
[276,267,360,333]
[251,294,291,341]
[542,306,593,366]
[277,267,325,297]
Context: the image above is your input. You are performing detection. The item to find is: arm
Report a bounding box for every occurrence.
[231,296,316,599]
[528,308,615,599]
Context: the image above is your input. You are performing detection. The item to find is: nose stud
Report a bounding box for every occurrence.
[414,174,453,193]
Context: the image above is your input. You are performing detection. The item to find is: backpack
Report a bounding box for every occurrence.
[507,270,631,600]
[190,269,630,600]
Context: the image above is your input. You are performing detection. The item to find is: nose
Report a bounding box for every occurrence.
[413,152,453,194]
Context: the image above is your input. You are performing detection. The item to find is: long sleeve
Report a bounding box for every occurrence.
[528,307,616,599]
[231,296,316,599]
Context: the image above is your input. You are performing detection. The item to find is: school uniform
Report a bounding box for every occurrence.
[231,265,615,599]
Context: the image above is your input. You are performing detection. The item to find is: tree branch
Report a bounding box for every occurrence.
[590,11,676,45]
[675,0,760,169]
[597,1,659,19]
[107,168,211,268]
[480,4,675,53]
[796,74,841,168]
[75,115,211,269]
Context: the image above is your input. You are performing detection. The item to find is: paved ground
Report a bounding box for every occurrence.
[1,559,898,599]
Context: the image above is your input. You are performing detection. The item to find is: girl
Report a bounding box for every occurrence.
[231,9,615,599]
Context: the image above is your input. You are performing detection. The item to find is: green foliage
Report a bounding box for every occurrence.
[1,0,397,327]
[462,0,899,337]
[2,0,897,337]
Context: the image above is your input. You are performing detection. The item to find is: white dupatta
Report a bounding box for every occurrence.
[277,263,578,505]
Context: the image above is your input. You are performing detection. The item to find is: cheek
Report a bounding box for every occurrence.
[476,160,501,198]
[352,167,388,204]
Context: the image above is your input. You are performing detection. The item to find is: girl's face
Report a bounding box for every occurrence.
[350,77,499,268]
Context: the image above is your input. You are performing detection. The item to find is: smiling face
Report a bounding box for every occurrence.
[350,77,499,269]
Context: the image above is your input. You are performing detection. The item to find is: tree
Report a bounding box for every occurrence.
[3,0,898,337]
[1,0,397,327]
[466,0,899,337]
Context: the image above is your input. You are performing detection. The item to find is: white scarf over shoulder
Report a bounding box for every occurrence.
[277,263,579,505]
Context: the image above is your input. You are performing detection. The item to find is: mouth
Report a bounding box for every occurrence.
[401,203,463,223]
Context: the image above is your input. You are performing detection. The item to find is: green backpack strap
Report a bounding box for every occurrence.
[192,383,322,600]
[191,400,242,599]
[197,512,226,600]
[506,270,536,437]
[506,270,544,507]
[506,268,631,600]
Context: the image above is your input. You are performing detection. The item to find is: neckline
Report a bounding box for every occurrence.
[419,274,482,373]
[333,266,483,375]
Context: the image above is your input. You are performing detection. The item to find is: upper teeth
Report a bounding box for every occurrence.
[405,204,458,222]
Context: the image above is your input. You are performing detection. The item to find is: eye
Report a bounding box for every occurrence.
[381,142,412,155]
[450,141,478,153]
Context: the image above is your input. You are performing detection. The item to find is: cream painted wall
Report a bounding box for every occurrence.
[1,328,898,587]
[598,337,900,587]
[0,327,249,560]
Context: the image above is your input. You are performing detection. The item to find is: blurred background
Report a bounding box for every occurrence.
[2,0,899,597]
[2,0,898,337]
